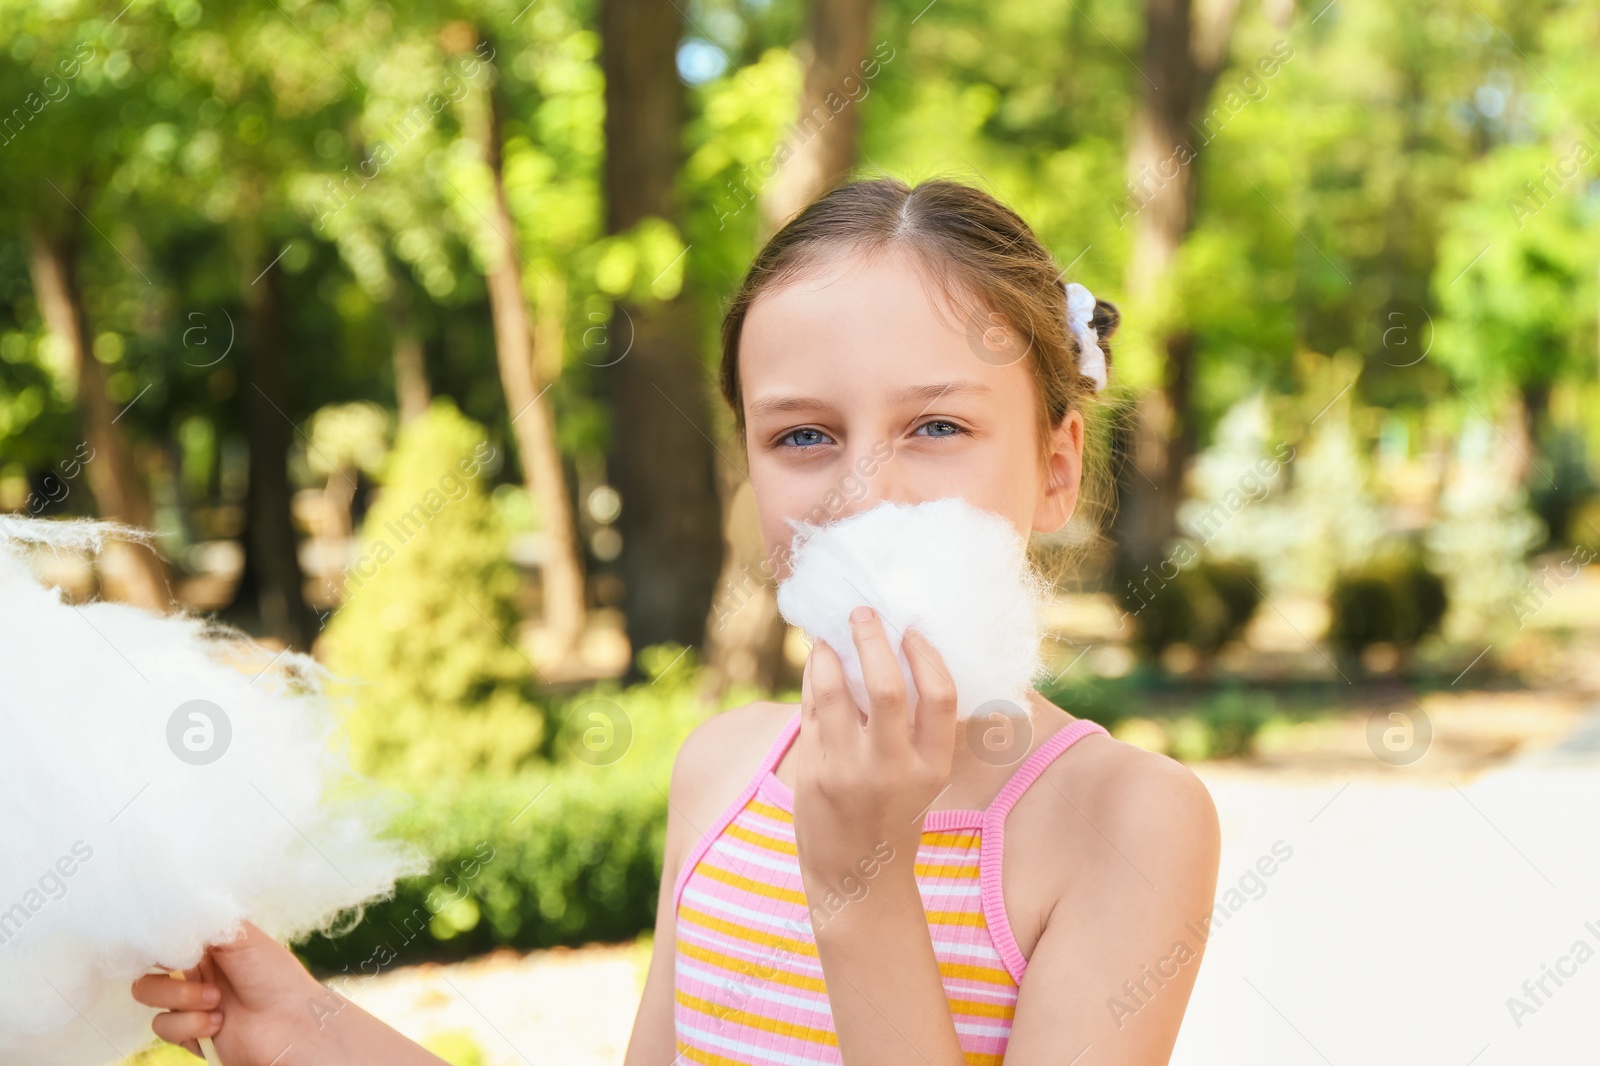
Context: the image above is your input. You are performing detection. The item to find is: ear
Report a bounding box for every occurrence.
[1031,409,1085,534]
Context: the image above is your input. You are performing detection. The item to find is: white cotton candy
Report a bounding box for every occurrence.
[0,518,428,1066]
[774,497,1049,721]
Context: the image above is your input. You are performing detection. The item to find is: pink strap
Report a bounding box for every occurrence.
[670,711,802,911]
[980,717,1109,984]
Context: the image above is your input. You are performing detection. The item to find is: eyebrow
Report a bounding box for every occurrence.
[746,380,993,419]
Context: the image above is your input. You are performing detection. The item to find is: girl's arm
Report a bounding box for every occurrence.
[1003,753,1222,1063]
[792,610,969,1065]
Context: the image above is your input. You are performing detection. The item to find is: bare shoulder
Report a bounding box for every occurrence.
[1015,718,1222,896]
[669,699,796,832]
[1051,727,1217,837]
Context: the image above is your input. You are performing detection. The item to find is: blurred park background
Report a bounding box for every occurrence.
[2,0,1598,1062]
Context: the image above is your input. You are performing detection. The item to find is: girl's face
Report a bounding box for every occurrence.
[739,249,1086,580]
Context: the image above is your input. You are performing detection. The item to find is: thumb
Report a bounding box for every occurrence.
[199,920,267,992]
[206,919,252,959]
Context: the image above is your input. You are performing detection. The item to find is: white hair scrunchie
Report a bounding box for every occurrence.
[1064,281,1107,391]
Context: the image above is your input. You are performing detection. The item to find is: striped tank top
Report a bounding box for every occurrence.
[671,709,1109,1065]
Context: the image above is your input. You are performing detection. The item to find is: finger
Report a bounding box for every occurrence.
[131,974,221,1012]
[848,606,909,751]
[903,627,958,759]
[195,953,226,1004]
[809,639,861,751]
[178,964,220,1008]
[151,1009,222,1047]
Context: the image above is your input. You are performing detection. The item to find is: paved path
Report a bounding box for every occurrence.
[1175,703,1600,1065]
[342,940,647,1066]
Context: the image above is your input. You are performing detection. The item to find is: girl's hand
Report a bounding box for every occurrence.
[132,920,324,1063]
[792,605,959,885]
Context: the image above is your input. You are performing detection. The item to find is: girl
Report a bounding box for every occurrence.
[133,177,1220,1065]
[623,177,1221,1065]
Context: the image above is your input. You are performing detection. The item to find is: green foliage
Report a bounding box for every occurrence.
[1203,560,1266,644]
[295,653,714,971]
[305,401,392,480]
[1119,558,1263,661]
[1035,671,1132,733]
[1432,142,1600,396]
[5,0,1598,603]
[1328,550,1448,658]
[1193,686,1277,759]
[1041,674,1278,761]
[322,398,542,782]
[1160,688,1277,761]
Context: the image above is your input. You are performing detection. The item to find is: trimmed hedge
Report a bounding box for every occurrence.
[296,760,666,975]
[294,647,728,975]
[1119,558,1263,661]
[1328,554,1447,659]
[1039,674,1277,760]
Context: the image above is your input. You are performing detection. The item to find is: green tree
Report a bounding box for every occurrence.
[1433,142,1600,476]
[150,2,378,646]
[0,0,174,606]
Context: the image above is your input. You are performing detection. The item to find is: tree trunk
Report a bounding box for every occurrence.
[1114,0,1240,575]
[600,0,726,671]
[703,0,879,696]
[26,225,172,610]
[233,259,316,648]
[389,274,431,425]
[1508,380,1550,490]
[480,61,589,659]
[758,0,878,233]
[703,462,792,695]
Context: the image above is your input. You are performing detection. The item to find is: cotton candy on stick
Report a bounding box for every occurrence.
[0,519,427,1066]
[775,498,1050,722]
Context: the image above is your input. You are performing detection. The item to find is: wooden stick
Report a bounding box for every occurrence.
[157,967,225,1066]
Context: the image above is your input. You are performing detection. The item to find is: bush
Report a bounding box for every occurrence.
[1192,685,1275,758]
[1119,558,1263,661]
[1035,672,1133,734]
[1328,552,1447,659]
[321,399,544,782]
[294,647,716,973]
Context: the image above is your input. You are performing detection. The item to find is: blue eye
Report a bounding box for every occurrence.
[779,427,831,448]
[916,419,964,437]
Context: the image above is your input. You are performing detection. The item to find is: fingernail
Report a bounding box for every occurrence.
[850,605,873,624]
[203,986,220,1007]
[209,1011,223,1027]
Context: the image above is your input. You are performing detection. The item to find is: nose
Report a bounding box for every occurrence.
[827,438,906,523]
